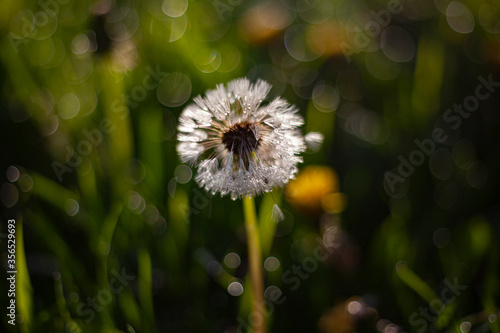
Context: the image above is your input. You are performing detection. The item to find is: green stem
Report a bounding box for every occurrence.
[243,196,267,333]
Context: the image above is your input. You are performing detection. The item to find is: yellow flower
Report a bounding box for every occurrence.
[286,166,347,215]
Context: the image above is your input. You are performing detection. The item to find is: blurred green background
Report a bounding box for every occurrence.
[1,0,500,332]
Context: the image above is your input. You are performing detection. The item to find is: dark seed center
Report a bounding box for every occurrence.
[222,122,258,155]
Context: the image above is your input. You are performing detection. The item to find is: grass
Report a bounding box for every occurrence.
[1,0,500,332]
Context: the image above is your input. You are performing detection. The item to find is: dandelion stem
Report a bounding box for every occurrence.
[243,196,267,333]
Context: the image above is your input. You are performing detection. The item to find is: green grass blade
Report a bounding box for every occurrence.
[138,247,156,332]
[16,219,33,333]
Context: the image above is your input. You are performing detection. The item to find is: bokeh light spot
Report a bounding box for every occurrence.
[40,115,59,136]
[157,73,192,107]
[65,199,80,216]
[154,15,188,42]
[446,2,474,34]
[218,45,241,73]
[31,10,58,41]
[227,281,244,296]
[6,166,20,182]
[43,38,66,69]
[478,4,500,34]
[297,0,333,24]
[105,7,139,41]
[323,225,341,249]
[359,111,383,143]
[459,321,472,333]
[195,49,222,73]
[312,82,340,113]
[127,191,145,214]
[58,93,81,119]
[18,174,34,192]
[1,183,19,208]
[285,24,322,62]
[123,159,147,185]
[71,33,91,55]
[265,286,283,301]
[291,67,318,99]
[162,0,188,18]
[9,10,36,38]
[381,26,416,63]
[223,252,241,269]
[62,55,94,84]
[175,165,192,184]
[144,205,160,225]
[154,216,167,234]
[264,257,280,272]
[347,300,362,315]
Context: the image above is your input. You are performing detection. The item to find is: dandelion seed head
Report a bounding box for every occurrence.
[305,132,324,152]
[177,77,313,199]
[271,204,285,222]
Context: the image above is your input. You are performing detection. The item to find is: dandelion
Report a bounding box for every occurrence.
[177,78,322,333]
[177,77,322,201]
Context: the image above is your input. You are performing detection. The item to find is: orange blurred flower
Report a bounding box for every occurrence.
[286,165,347,216]
[238,1,293,44]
